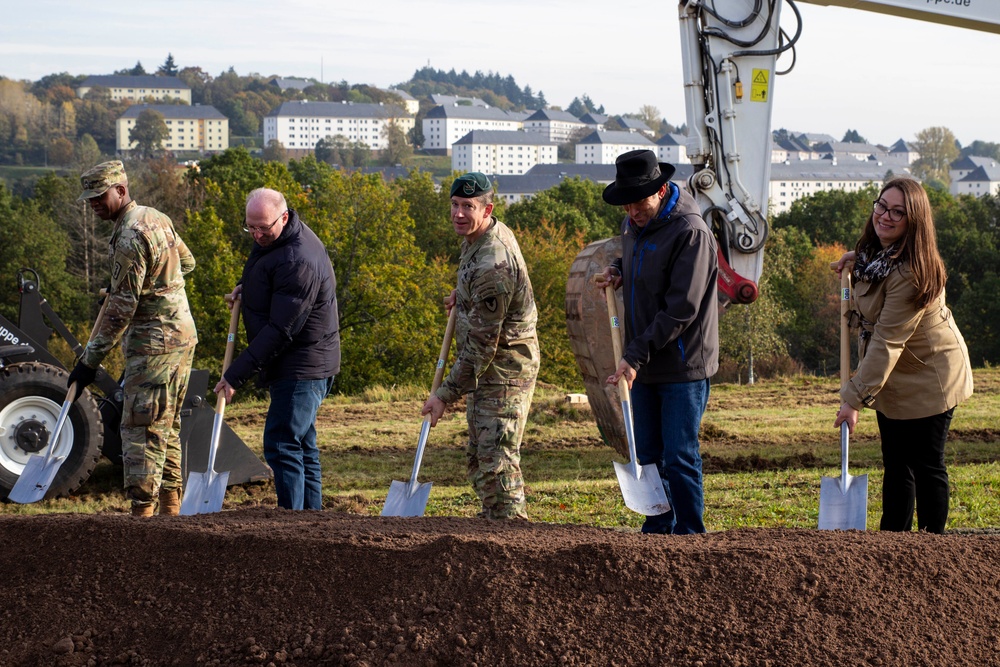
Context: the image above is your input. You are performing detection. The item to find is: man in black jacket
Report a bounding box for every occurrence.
[595,150,719,534]
[215,188,340,510]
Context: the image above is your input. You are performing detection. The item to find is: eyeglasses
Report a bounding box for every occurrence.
[243,210,287,234]
[872,200,906,223]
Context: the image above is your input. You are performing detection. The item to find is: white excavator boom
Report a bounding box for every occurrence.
[679,0,1000,305]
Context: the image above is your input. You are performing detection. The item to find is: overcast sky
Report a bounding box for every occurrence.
[2,0,998,146]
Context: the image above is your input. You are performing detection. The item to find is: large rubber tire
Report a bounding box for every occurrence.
[0,363,104,499]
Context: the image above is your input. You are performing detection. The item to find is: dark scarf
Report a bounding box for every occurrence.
[853,242,902,285]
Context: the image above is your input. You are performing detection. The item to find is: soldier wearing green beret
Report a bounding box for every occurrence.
[421,172,540,519]
[70,160,198,517]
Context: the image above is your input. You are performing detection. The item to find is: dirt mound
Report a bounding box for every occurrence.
[2,508,999,667]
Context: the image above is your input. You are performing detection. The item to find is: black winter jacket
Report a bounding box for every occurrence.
[612,184,719,383]
[225,209,340,388]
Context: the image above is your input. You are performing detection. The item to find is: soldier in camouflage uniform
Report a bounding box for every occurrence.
[68,161,198,517]
[422,172,539,520]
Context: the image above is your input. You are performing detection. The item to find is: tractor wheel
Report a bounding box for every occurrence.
[0,363,103,500]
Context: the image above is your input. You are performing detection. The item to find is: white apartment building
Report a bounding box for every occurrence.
[264,100,414,155]
[949,155,996,185]
[769,160,897,214]
[656,133,689,164]
[575,131,656,164]
[451,131,557,175]
[523,109,587,144]
[952,163,1000,197]
[422,104,524,155]
[116,104,228,153]
[77,75,191,104]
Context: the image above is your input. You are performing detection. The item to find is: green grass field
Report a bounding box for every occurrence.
[4,369,998,531]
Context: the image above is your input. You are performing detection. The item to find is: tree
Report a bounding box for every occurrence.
[380,121,413,166]
[514,219,587,387]
[262,139,288,164]
[771,184,879,248]
[842,129,867,144]
[395,169,455,262]
[961,140,1000,161]
[73,133,102,169]
[911,126,960,185]
[48,136,73,166]
[0,183,86,325]
[636,105,662,131]
[128,109,169,156]
[115,61,147,76]
[157,54,179,77]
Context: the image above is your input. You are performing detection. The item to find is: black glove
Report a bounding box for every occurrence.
[67,362,98,402]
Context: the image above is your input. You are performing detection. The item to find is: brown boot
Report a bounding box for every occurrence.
[158,488,181,516]
[131,503,155,517]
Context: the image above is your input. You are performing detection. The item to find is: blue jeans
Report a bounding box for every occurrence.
[264,376,333,510]
[630,378,710,534]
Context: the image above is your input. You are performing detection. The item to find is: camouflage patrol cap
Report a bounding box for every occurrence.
[450,172,493,198]
[78,160,128,201]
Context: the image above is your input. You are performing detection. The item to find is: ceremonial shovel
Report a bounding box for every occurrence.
[8,297,110,504]
[605,285,671,516]
[382,306,457,517]
[180,298,241,515]
[818,264,868,530]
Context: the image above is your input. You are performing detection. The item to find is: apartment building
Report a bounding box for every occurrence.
[77,75,191,104]
[769,160,896,214]
[614,116,655,138]
[523,109,586,144]
[656,133,689,165]
[116,104,228,153]
[951,161,1000,197]
[264,100,414,155]
[950,155,996,184]
[494,163,693,204]
[575,131,656,164]
[451,130,557,175]
[422,104,524,155]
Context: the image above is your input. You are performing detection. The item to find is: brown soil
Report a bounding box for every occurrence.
[2,510,999,667]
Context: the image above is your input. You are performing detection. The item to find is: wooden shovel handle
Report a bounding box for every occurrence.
[430,306,458,394]
[216,297,241,414]
[830,260,855,388]
[605,284,630,402]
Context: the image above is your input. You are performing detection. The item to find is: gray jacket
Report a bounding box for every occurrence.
[612,184,719,383]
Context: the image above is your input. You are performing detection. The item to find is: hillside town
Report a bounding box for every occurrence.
[2,69,999,214]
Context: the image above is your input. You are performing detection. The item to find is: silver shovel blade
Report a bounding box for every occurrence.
[7,453,66,504]
[179,470,230,515]
[381,479,432,517]
[613,460,671,516]
[818,473,869,530]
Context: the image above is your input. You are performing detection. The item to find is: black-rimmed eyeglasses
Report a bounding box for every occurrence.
[872,200,905,223]
[243,210,287,234]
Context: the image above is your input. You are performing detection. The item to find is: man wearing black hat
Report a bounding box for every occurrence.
[596,149,719,534]
[421,172,539,520]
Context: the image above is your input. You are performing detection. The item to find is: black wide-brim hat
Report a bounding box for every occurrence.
[602,149,676,206]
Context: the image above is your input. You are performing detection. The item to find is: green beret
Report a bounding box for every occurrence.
[450,172,492,198]
[78,160,128,201]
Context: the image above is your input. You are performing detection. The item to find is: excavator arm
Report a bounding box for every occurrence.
[679,0,1000,306]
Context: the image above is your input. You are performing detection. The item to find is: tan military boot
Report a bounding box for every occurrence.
[131,503,155,517]
[158,488,181,516]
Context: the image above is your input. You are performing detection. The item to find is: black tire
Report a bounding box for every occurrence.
[0,363,104,499]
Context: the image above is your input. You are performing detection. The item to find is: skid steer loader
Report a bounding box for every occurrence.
[0,268,271,500]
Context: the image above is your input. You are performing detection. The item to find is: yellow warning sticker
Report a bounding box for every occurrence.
[751,68,770,103]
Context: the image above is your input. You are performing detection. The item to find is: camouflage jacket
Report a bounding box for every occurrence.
[82,200,198,367]
[436,218,539,404]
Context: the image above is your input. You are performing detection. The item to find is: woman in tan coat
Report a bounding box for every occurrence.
[834,177,973,534]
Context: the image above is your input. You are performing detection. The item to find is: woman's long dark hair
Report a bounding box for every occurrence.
[855,177,946,309]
